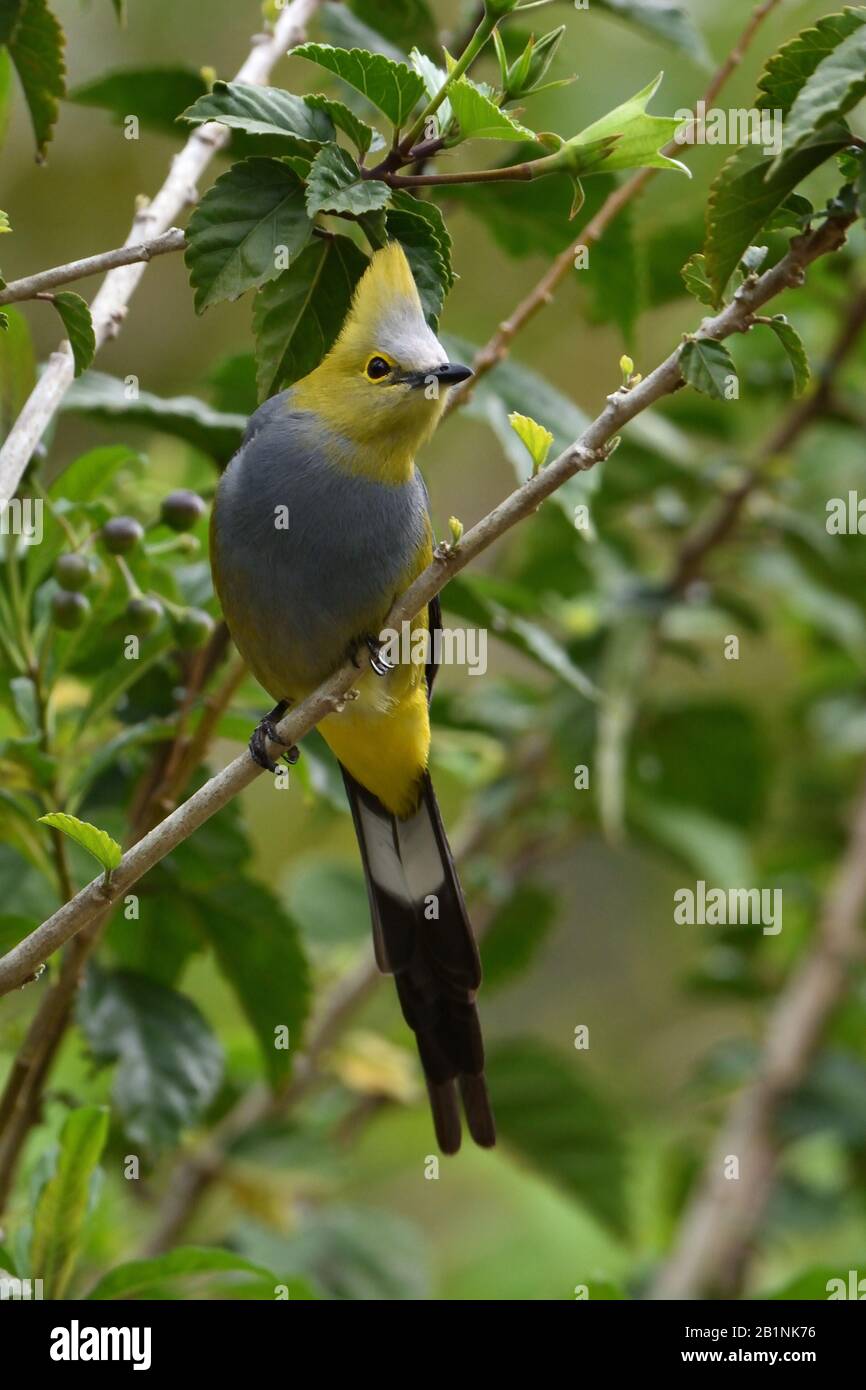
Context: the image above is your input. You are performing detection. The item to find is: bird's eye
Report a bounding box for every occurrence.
[365,355,392,382]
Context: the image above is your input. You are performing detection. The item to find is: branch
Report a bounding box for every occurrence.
[0,0,324,508]
[0,229,186,307]
[447,0,784,409]
[0,212,852,999]
[650,765,866,1300]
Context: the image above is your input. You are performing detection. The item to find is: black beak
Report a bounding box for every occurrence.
[401,362,474,388]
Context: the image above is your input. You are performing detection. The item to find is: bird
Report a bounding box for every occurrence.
[210,241,495,1154]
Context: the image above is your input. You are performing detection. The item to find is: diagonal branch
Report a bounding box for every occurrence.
[0,229,187,307]
[0,211,852,999]
[650,765,866,1300]
[0,0,325,508]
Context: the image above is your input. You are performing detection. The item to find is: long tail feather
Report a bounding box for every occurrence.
[341,767,495,1152]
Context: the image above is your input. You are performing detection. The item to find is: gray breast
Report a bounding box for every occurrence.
[212,395,429,693]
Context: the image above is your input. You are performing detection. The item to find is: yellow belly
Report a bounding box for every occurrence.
[320,677,430,818]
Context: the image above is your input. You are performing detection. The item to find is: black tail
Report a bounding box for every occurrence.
[341,767,495,1154]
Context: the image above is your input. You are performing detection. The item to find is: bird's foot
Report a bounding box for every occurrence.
[366,634,395,677]
[249,701,300,772]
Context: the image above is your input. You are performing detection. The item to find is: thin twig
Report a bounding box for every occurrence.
[0,229,186,307]
[0,0,325,507]
[0,212,852,999]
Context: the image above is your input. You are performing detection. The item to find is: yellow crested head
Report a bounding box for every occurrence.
[291,241,473,482]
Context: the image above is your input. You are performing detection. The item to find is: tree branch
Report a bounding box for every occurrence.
[0,212,852,999]
[0,0,324,508]
[650,765,866,1300]
[0,229,186,307]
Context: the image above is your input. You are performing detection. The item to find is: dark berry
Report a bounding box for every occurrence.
[52,590,90,630]
[124,596,162,635]
[161,490,206,532]
[54,553,90,592]
[102,516,144,554]
[172,607,215,650]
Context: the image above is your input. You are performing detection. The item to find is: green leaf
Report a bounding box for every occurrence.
[30,1106,109,1299]
[0,306,35,439]
[3,0,66,159]
[775,24,866,166]
[69,65,207,136]
[680,252,716,306]
[348,0,437,56]
[562,73,689,179]
[185,157,313,313]
[482,882,557,990]
[757,8,866,116]
[62,371,245,463]
[86,1246,278,1301]
[78,965,224,1151]
[180,79,334,148]
[508,410,553,472]
[761,314,811,396]
[447,77,535,142]
[303,91,381,156]
[679,338,737,399]
[50,290,95,376]
[703,124,851,300]
[38,811,121,873]
[288,860,369,946]
[48,442,140,503]
[291,42,424,129]
[594,0,709,65]
[194,879,311,1087]
[253,234,368,398]
[0,48,13,152]
[385,190,452,323]
[305,142,390,216]
[486,1040,629,1237]
[409,46,451,130]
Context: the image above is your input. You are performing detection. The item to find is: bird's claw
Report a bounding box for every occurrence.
[249,703,299,772]
[367,635,394,677]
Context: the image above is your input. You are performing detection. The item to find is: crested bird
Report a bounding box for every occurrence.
[210,242,495,1153]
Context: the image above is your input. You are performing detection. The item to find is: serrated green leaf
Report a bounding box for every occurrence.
[448,77,535,142]
[594,0,709,64]
[62,372,245,463]
[508,410,554,472]
[409,46,451,131]
[303,91,381,155]
[389,188,453,282]
[185,156,313,312]
[385,191,450,323]
[180,79,334,148]
[482,883,557,991]
[704,124,851,300]
[563,73,689,179]
[3,0,66,158]
[0,208,10,232]
[763,192,813,231]
[292,42,424,129]
[69,65,208,135]
[195,879,311,1088]
[305,142,390,216]
[680,338,738,399]
[30,1106,108,1300]
[85,1247,281,1301]
[757,7,866,115]
[38,811,121,872]
[349,0,437,56]
[253,234,367,398]
[762,314,811,396]
[486,1040,629,1237]
[680,251,716,305]
[78,965,223,1152]
[51,291,95,376]
[775,24,866,167]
